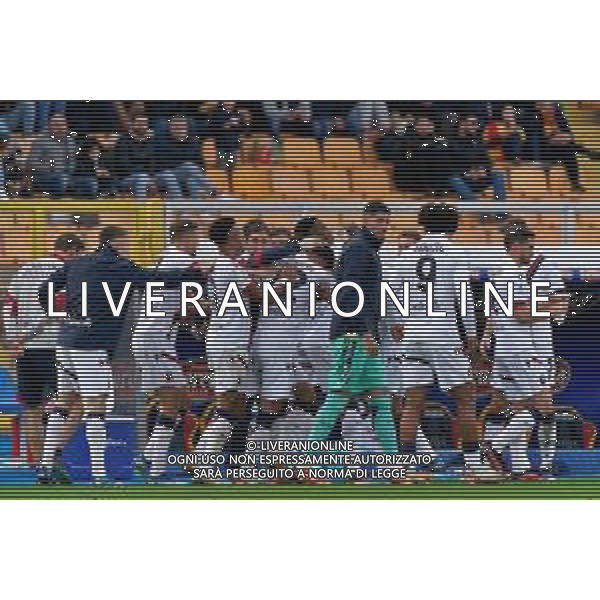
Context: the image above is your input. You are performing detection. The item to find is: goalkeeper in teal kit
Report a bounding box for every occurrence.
[310,202,398,452]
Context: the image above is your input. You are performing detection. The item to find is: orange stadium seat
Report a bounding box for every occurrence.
[240,134,275,164]
[0,211,35,266]
[204,168,231,194]
[575,211,600,244]
[360,138,380,164]
[271,168,312,198]
[548,165,571,195]
[232,166,272,197]
[201,138,218,167]
[349,166,393,195]
[323,136,363,165]
[515,213,561,244]
[508,164,549,197]
[310,167,352,196]
[281,136,322,165]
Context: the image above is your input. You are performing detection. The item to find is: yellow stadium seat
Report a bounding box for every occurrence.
[310,167,351,196]
[350,167,393,195]
[271,168,312,197]
[323,136,363,165]
[281,136,322,165]
[232,166,272,197]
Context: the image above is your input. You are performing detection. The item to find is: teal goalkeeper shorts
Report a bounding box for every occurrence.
[328,334,387,395]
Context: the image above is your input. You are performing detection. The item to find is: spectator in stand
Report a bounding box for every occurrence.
[146,101,210,137]
[155,115,216,202]
[392,117,454,193]
[448,115,508,217]
[29,114,78,198]
[349,102,392,137]
[238,101,271,134]
[65,101,129,134]
[35,101,67,133]
[91,134,120,197]
[374,109,418,165]
[69,134,100,198]
[208,102,250,167]
[312,101,358,139]
[533,101,600,192]
[114,114,157,198]
[263,101,312,137]
[483,104,526,163]
[1,134,35,198]
[0,102,37,139]
[123,101,146,127]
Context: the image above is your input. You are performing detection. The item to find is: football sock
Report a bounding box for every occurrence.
[489,411,534,474]
[41,412,68,469]
[538,414,557,471]
[342,407,382,452]
[195,413,233,454]
[416,427,434,456]
[85,414,108,481]
[145,415,177,477]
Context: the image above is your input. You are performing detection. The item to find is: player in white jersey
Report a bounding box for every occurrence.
[266,242,335,442]
[132,221,207,481]
[2,234,85,483]
[390,204,494,482]
[481,223,569,480]
[241,217,328,455]
[196,216,257,459]
[378,229,437,457]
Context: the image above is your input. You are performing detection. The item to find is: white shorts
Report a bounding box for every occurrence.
[398,342,472,392]
[207,347,257,395]
[294,344,330,388]
[136,352,188,395]
[56,347,115,408]
[383,355,406,395]
[255,354,296,400]
[491,353,555,400]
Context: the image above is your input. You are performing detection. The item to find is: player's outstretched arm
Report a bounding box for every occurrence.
[125,260,208,290]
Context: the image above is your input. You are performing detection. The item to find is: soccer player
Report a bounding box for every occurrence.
[274,222,336,442]
[132,220,207,481]
[379,229,436,457]
[392,203,494,482]
[39,226,204,484]
[482,223,569,480]
[198,217,258,458]
[249,218,331,431]
[3,233,85,483]
[309,202,398,453]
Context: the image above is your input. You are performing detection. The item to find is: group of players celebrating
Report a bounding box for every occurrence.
[2,200,571,484]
